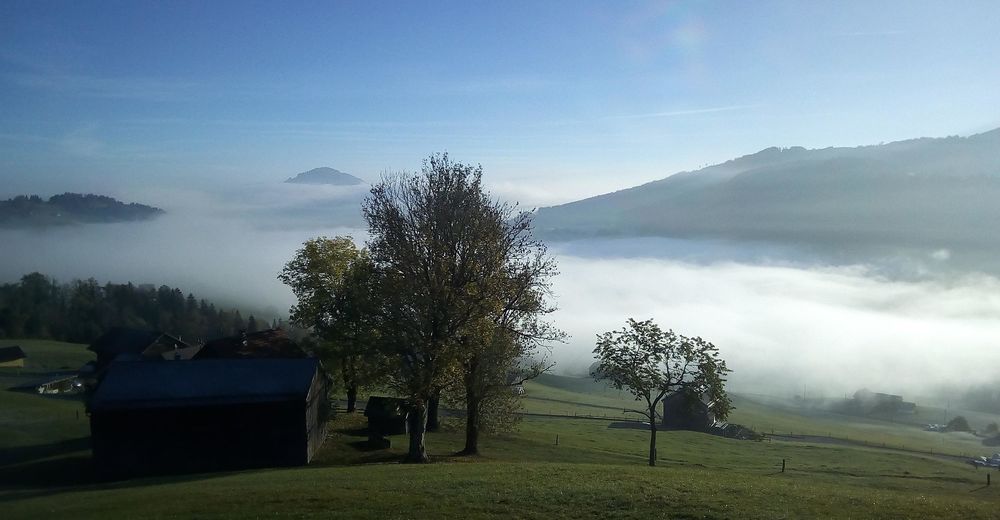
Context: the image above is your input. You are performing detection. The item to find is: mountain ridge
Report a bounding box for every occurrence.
[534,128,1000,250]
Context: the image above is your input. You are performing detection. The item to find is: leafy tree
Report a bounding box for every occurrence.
[454,247,563,455]
[592,318,731,467]
[985,422,998,435]
[278,236,384,412]
[946,416,971,432]
[362,153,535,463]
[449,326,556,454]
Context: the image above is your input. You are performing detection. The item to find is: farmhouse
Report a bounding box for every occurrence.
[193,328,306,359]
[88,358,330,479]
[88,327,197,371]
[852,388,917,414]
[0,345,27,368]
[661,391,716,432]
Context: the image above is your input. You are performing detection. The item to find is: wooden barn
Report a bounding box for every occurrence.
[0,345,27,368]
[661,391,716,432]
[88,358,330,480]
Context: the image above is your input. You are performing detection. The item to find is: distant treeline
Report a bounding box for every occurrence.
[0,193,164,227]
[0,272,283,344]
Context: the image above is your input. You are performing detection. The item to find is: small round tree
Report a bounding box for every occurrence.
[592,318,731,467]
[946,416,971,432]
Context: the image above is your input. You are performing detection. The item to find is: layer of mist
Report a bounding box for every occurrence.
[549,244,1000,400]
[2,186,999,401]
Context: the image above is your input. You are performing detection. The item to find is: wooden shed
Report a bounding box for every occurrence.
[88,358,330,480]
[0,345,27,368]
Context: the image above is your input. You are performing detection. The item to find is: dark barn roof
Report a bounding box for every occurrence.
[89,358,321,412]
[0,345,27,363]
[194,329,306,359]
[88,328,161,356]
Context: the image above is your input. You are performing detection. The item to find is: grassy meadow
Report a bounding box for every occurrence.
[3,339,1000,518]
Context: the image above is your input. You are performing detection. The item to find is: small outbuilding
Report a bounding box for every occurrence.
[0,345,27,368]
[364,396,409,439]
[661,391,716,432]
[88,358,330,479]
[11,373,83,394]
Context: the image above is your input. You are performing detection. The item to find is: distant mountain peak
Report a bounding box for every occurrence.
[284,167,364,186]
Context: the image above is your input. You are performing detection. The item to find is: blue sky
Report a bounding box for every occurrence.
[2,0,999,204]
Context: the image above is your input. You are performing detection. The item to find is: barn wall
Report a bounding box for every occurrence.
[305,372,331,461]
[0,359,24,368]
[91,401,307,480]
[662,397,712,431]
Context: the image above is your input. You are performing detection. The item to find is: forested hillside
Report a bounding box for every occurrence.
[0,193,163,227]
[0,272,280,344]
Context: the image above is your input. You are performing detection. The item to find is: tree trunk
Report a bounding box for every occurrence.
[346,384,358,413]
[459,381,480,456]
[404,402,430,463]
[648,406,658,467]
[426,393,441,432]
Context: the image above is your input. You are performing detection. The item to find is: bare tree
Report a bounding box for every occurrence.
[592,318,731,467]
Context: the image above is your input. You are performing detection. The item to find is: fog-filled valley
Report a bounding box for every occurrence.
[8,4,1000,516]
[4,164,1000,403]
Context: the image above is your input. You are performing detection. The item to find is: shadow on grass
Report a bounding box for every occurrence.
[0,447,303,504]
[0,436,90,467]
[0,435,309,501]
[0,453,94,489]
[336,426,370,438]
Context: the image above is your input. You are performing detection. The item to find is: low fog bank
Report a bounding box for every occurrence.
[548,244,1000,400]
[0,211,360,318]
[2,186,1000,400]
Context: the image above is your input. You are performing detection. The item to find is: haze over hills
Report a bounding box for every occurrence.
[284,167,364,186]
[534,129,1000,255]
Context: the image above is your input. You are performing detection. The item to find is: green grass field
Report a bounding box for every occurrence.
[0,338,94,372]
[3,340,1000,518]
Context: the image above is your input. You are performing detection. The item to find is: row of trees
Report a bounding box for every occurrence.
[280,154,562,462]
[0,272,274,344]
[281,153,735,465]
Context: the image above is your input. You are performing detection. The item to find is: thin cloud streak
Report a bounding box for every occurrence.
[6,71,200,101]
[604,104,760,120]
